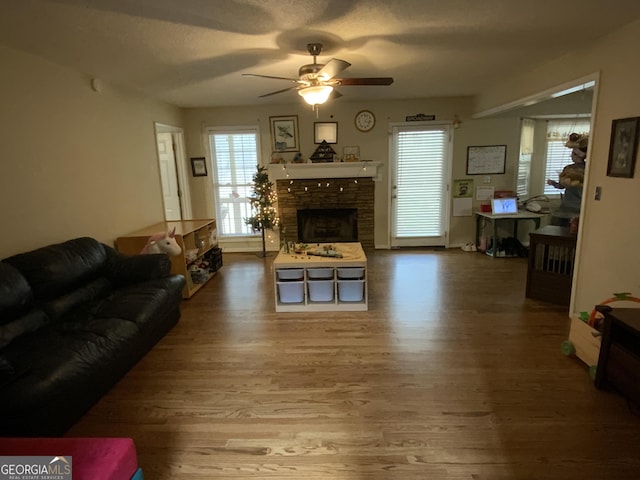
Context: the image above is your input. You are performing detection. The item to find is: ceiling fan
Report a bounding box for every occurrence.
[242,43,394,106]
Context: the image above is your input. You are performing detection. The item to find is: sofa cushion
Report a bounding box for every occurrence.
[0,262,34,324]
[4,237,107,302]
[42,277,112,321]
[103,249,172,286]
[0,309,48,350]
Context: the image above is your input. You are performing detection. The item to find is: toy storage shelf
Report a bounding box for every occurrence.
[116,219,218,299]
[273,243,368,312]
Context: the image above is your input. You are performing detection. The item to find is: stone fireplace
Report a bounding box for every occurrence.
[275,177,375,248]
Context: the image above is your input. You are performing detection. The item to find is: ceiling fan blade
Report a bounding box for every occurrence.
[330,89,343,99]
[242,73,300,82]
[336,77,394,86]
[258,86,299,98]
[316,58,351,80]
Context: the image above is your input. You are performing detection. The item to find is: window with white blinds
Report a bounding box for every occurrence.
[517,118,535,198]
[208,128,260,236]
[392,126,449,244]
[544,119,590,195]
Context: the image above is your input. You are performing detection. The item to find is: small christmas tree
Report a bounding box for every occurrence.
[245,165,279,257]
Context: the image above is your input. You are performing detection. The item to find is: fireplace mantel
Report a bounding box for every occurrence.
[268,161,382,181]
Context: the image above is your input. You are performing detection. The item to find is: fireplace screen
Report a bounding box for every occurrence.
[297,208,358,243]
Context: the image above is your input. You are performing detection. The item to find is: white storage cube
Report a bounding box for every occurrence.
[276,268,304,281]
[308,279,334,302]
[338,279,365,302]
[337,267,365,279]
[277,281,304,303]
[307,267,334,279]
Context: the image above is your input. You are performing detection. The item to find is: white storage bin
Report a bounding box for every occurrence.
[337,267,365,279]
[277,281,304,303]
[338,279,365,302]
[307,267,334,280]
[276,268,304,281]
[308,279,334,302]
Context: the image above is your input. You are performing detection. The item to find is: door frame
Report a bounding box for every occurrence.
[473,72,600,315]
[154,122,192,220]
[387,121,453,248]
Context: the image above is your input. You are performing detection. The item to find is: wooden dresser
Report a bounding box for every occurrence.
[595,308,640,406]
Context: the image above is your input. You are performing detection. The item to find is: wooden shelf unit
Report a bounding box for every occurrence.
[116,219,218,299]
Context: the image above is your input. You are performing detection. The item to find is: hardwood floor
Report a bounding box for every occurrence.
[68,249,640,479]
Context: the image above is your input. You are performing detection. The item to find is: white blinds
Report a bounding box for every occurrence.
[209,129,260,236]
[544,119,590,195]
[517,118,535,198]
[393,128,448,238]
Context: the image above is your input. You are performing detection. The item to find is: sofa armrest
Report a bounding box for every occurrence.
[103,246,172,286]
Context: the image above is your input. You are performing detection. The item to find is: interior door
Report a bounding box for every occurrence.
[390,124,451,247]
[156,132,182,221]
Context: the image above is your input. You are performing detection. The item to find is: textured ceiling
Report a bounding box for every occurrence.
[1,0,639,108]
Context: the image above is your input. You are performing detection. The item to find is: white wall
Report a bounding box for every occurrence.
[0,45,185,257]
[184,98,521,249]
[475,18,640,314]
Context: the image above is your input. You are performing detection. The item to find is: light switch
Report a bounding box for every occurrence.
[595,186,602,201]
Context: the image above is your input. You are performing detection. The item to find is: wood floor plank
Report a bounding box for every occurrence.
[68,249,640,479]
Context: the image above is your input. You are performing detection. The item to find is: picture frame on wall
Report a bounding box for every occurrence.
[314,122,338,144]
[606,116,640,178]
[270,115,299,152]
[190,157,207,177]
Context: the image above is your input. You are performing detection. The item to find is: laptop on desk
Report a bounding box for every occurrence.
[491,197,518,215]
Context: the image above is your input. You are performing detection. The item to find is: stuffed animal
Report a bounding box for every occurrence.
[141,227,182,256]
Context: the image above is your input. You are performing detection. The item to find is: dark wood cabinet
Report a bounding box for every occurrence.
[525,225,577,306]
[595,308,640,406]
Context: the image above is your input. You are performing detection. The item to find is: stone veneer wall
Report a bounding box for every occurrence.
[275,177,375,248]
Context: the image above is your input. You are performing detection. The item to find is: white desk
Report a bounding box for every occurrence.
[475,210,544,257]
[273,243,368,312]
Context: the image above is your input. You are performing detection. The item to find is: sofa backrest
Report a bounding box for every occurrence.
[3,237,108,302]
[0,262,49,350]
[0,262,34,324]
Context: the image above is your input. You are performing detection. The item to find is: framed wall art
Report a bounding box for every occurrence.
[270,115,299,152]
[606,116,640,178]
[190,157,207,177]
[466,145,507,175]
[314,122,338,144]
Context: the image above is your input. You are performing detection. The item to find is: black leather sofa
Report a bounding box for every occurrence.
[0,237,185,436]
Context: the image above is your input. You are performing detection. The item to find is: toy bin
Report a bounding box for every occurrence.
[307,267,334,279]
[308,279,334,302]
[277,281,304,303]
[337,267,365,280]
[276,268,304,281]
[338,279,365,302]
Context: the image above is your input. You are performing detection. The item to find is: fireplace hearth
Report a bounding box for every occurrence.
[297,208,358,243]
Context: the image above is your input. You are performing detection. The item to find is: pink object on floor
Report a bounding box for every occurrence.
[0,437,139,480]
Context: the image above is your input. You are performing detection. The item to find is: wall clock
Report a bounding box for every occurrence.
[355,110,376,132]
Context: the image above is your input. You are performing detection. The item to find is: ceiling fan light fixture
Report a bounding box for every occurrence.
[298,85,333,105]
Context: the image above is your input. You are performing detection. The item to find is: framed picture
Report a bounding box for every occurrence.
[466,145,506,175]
[343,146,360,162]
[190,157,207,177]
[607,117,640,178]
[314,122,338,144]
[270,115,299,152]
